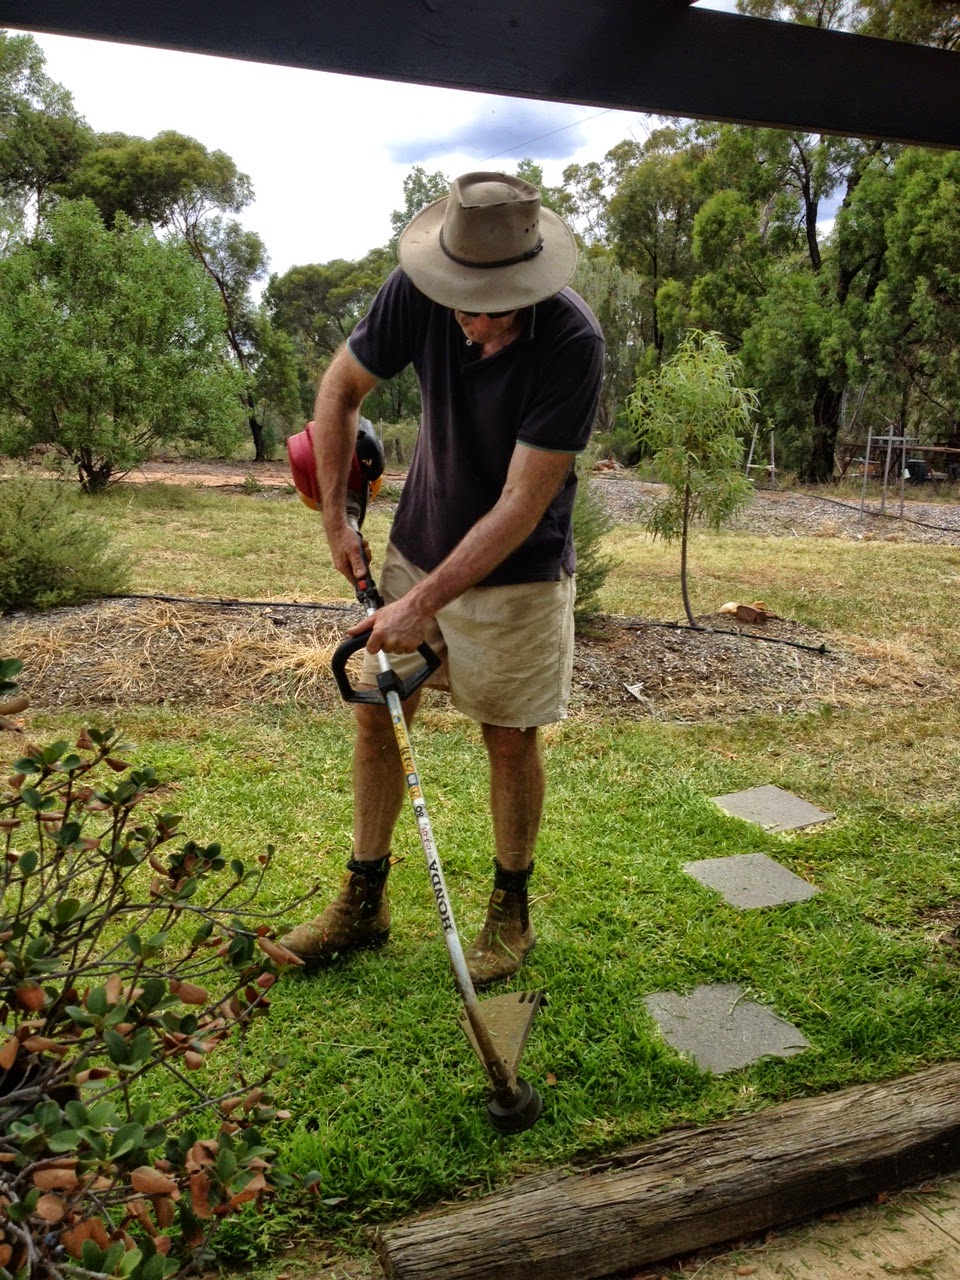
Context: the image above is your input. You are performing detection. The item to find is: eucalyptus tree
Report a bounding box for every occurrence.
[0,30,91,237]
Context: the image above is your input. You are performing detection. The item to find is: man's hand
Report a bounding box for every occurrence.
[348,590,430,655]
[326,520,371,585]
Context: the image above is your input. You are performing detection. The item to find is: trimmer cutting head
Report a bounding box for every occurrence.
[457,990,546,1133]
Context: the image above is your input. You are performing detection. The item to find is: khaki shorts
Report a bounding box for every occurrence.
[360,543,576,729]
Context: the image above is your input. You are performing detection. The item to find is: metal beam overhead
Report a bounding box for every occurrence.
[1,0,958,148]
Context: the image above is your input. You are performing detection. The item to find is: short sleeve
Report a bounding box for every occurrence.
[347,268,427,381]
[517,329,605,454]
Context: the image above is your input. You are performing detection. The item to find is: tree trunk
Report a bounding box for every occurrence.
[378,1062,960,1280]
[246,392,266,462]
[679,481,699,628]
[803,378,843,483]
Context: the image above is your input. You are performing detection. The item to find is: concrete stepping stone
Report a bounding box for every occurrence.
[712,783,834,832]
[683,852,820,909]
[644,982,811,1073]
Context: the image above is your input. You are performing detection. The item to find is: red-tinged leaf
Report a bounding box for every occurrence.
[186,1140,218,1172]
[220,1098,242,1115]
[7,773,26,787]
[33,1167,80,1192]
[15,983,45,1013]
[183,1051,204,1070]
[130,1167,179,1197]
[75,730,95,750]
[85,799,111,812]
[0,1035,18,1070]
[155,1196,176,1228]
[242,1088,264,1111]
[737,1268,757,1277]
[258,937,304,967]
[60,1216,111,1259]
[0,819,21,831]
[177,982,209,1006]
[105,974,122,1005]
[21,1036,63,1055]
[545,1072,558,1086]
[274,1110,291,1121]
[256,972,277,990]
[37,811,65,823]
[126,1198,157,1236]
[105,758,130,772]
[35,1193,67,1223]
[155,1234,172,1255]
[74,1067,112,1084]
[188,1171,214,1220]
[78,839,102,850]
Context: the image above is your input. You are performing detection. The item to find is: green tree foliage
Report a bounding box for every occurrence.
[627,331,755,627]
[860,148,960,439]
[65,128,252,230]
[0,474,130,611]
[0,30,91,237]
[572,252,645,439]
[0,200,246,491]
[389,164,448,240]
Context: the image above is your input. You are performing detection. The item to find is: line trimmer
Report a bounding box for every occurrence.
[331,551,545,1134]
[287,420,545,1133]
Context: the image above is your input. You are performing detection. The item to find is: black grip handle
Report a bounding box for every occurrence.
[331,632,441,705]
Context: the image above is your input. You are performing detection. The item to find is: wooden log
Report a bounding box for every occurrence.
[378,1062,960,1280]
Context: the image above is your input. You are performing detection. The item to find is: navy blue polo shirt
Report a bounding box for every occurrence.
[347,268,604,587]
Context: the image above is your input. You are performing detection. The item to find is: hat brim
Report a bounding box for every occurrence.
[397,196,578,312]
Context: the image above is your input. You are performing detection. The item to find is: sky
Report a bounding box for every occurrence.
[11,3,743,280]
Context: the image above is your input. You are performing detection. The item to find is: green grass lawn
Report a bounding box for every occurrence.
[8,482,960,1273]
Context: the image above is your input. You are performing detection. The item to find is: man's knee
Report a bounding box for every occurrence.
[481,723,540,768]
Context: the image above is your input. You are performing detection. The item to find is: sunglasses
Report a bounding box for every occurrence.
[460,309,515,319]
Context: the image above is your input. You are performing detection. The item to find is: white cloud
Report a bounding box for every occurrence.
[20,30,650,278]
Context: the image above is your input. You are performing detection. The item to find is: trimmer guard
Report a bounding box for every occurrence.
[457,989,546,1080]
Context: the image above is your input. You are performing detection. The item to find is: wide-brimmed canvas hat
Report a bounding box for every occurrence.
[397,171,578,313]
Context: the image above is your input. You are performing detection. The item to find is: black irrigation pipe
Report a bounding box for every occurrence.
[624,620,830,656]
[112,594,830,656]
[108,592,353,615]
[781,488,960,535]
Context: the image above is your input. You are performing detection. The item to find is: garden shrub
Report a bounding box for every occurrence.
[0,475,131,613]
[572,465,614,628]
[0,695,312,1278]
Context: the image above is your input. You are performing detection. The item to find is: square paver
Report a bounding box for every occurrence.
[712,784,835,833]
[683,852,820,909]
[644,982,811,1074]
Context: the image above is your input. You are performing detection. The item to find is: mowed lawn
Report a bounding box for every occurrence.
[5,479,960,1272]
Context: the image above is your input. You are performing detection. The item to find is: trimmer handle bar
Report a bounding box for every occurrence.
[331,631,441,705]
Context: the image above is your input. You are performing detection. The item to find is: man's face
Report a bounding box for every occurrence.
[453,309,520,346]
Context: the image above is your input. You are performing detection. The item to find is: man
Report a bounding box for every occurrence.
[281,172,604,986]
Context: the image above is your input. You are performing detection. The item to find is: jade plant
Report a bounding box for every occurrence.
[0,696,311,1279]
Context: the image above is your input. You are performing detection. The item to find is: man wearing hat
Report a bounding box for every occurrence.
[281,172,604,985]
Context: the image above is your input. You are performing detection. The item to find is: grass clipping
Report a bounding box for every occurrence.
[4,600,351,710]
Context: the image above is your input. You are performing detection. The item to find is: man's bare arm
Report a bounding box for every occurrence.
[313,345,381,582]
[353,443,575,654]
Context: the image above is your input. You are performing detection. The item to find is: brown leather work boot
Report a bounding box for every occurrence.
[279,859,390,966]
[465,861,536,988]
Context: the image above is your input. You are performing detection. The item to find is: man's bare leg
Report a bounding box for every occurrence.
[464,724,543,985]
[352,690,422,858]
[279,688,421,961]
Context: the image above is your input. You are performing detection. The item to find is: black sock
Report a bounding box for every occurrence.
[347,856,390,878]
[493,860,533,895]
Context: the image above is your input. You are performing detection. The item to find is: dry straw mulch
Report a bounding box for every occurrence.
[2,597,953,724]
